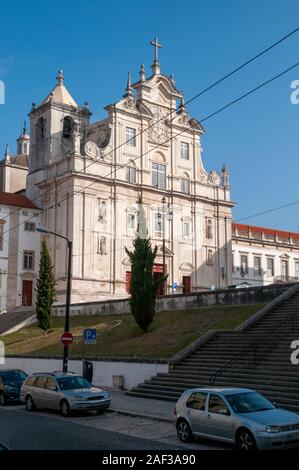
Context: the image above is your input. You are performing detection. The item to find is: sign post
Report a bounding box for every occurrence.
[82,328,97,362]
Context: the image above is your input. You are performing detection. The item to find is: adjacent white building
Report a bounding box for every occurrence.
[0,124,29,193]
[232,223,299,286]
[0,192,41,313]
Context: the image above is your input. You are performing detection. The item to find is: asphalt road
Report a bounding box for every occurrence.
[0,406,185,450]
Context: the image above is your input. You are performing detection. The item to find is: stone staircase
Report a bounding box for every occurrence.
[127,285,299,411]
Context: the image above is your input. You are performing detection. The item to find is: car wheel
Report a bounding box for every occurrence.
[25,395,36,412]
[60,399,71,417]
[236,428,256,451]
[176,419,193,442]
[0,392,6,406]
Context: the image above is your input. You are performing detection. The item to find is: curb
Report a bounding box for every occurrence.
[108,407,174,423]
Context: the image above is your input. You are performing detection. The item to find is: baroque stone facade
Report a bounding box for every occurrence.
[26,43,234,303]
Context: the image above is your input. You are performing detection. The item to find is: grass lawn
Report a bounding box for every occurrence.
[1,304,263,359]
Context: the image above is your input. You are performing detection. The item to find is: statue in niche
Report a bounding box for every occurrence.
[222,164,229,187]
[206,219,213,240]
[72,124,81,155]
[99,236,107,255]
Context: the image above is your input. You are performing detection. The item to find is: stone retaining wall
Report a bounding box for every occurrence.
[52,283,296,316]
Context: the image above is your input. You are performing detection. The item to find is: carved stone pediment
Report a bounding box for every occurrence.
[147,105,170,145]
[86,121,111,149]
[209,170,221,186]
[84,141,100,159]
[173,112,190,127]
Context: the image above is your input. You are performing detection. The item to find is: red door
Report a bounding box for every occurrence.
[125,271,131,294]
[153,264,166,295]
[183,276,191,294]
[22,280,33,306]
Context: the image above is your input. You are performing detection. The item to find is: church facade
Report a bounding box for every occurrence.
[25,41,234,303]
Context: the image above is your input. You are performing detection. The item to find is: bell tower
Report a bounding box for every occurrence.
[26,70,91,201]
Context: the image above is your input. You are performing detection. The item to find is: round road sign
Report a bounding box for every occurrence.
[61,332,73,346]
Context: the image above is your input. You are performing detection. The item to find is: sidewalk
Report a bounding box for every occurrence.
[108,389,175,422]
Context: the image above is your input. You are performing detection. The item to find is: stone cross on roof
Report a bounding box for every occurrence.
[150,37,162,74]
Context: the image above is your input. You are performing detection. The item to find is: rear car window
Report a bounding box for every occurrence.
[25,376,37,386]
[186,392,207,411]
[36,376,48,388]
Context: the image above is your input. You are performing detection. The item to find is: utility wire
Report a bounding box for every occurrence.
[1,25,299,226]
[2,59,299,267]
[5,58,298,238]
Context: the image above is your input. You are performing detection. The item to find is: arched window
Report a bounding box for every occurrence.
[63,116,73,138]
[36,117,45,141]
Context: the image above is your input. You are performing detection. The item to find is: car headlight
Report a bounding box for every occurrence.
[266,425,280,433]
[103,392,110,399]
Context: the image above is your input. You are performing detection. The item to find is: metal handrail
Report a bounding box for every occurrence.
[209,303,296,385]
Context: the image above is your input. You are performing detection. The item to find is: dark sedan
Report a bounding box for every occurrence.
[0,369,28,405]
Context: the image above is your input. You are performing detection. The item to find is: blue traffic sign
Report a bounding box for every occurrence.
[83,328,97,345]
[172,282,177,289]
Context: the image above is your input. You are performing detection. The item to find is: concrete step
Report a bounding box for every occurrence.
[128,285,299,411]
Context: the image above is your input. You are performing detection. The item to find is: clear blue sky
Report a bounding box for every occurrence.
[0,0,298,231]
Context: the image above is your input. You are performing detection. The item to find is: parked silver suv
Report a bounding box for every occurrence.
[20,372,111,417]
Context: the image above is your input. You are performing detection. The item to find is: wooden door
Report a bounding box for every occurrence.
[183,276,191,294]
[22,280,33,306]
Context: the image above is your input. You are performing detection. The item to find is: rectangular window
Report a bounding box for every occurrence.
[125,127,136,147]
[154,212,164,237]
[295,261,299,279]
[24,222,36,232]
[152,162,166,189]
[23,251,34,270]
[253,256,261,276]
[126,166,137,183]
[22,211,28,216]
[181,179,190,194]
[0,224,3,251]
[183,221,191,238]
[266,257,274,277]
[128,213,136,231]
[281,260,288,279]
[240,254,248,275]
[180,142,189,160]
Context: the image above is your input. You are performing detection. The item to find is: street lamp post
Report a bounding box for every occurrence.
[36,225,72,373]
[161,197,167,295]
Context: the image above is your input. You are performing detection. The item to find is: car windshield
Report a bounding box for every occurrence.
[225,392,275,414]
[0,370,27,382]
[57,376,92,390]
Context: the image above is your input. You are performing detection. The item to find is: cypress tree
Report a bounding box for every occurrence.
[36,239,56,331]
[125,203,167,332]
